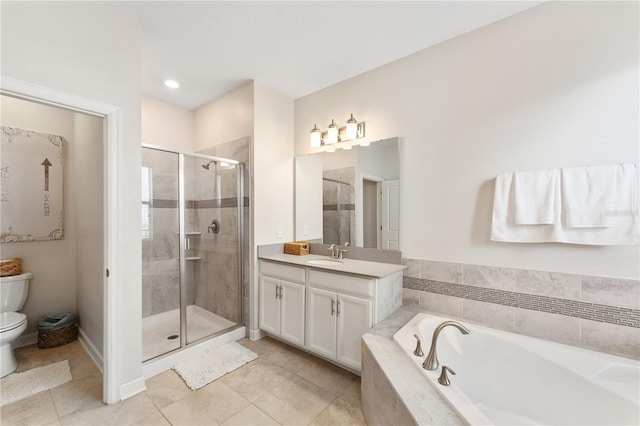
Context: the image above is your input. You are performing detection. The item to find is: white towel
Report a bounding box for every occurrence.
[561,165,618,227]
[491,171,559,243]
[513,169,558,225]
[491,164,638,245]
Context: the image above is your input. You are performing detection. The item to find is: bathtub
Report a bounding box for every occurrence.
[393,313,639,425]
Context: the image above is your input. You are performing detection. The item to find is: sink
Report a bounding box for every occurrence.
[306,259,343,266]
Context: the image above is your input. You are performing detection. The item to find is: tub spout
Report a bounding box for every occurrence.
[422,321,470,371]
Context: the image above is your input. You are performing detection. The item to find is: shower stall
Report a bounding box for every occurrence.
[141,145,244,362]
[323,171,355,246]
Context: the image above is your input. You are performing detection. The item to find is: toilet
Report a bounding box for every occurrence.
[0,272,31,377]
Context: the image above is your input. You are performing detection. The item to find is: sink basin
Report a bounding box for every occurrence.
[306,259,343,266]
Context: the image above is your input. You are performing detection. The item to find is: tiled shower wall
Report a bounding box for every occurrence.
[402,258,640,359]
[198,136,251,328]
[323,167,355,245]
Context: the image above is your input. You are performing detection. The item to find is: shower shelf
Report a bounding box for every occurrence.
[184,232,202,236]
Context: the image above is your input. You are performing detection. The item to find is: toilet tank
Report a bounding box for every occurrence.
[0,272,31,313]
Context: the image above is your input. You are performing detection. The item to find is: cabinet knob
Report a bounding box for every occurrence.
[331,298,335,316]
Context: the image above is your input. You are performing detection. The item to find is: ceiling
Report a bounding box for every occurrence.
[110,1,542,110]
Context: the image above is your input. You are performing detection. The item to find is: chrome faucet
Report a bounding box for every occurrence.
[422,321,470,370]
[328,243,348,260]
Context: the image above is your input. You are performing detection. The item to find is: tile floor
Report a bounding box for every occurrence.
[1,337,366,425]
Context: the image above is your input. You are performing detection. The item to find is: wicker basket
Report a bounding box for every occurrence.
[284,242,309,256]
[0,258,22,277]
[38,323,78,349]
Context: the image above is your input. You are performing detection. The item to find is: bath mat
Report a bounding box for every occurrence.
[173,342,257,391]
[0,359,72,406]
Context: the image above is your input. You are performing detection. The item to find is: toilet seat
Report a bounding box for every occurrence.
[0,312,27,333]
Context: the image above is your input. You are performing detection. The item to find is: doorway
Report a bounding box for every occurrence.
[0,94,106,393]
[1,76,121,404]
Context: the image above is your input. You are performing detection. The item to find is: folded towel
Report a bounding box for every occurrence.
[491,164,638,245]
[491,171,513,226]
[562,165,618,227]
[513,169,558,225]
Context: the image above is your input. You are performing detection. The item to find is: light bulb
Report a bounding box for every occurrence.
[345,114,357,140]
[327,119,338,145]
[310,124,321,148]
[163,79,181,89]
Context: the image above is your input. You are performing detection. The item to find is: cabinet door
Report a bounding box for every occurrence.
[305,287,337,359]
[259,276,281,335]
[280,280,305,346]
[337,293,373,370]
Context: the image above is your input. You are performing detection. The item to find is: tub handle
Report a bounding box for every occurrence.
[438,365,456,386]
[413,334,424,357]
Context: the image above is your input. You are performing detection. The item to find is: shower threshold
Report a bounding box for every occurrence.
[142,304,235,361]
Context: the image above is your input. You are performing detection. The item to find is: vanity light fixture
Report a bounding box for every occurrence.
[308,114,366,149]
[163,79,181,89]
[310,124,322,148]
[327,119,339,145]
[345,114,358,140]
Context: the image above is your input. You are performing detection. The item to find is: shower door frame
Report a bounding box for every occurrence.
[142,144,244,353]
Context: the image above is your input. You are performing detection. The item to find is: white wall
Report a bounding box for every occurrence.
[294,1,639,279]
[254,82,295,246]
[142,97,194,151]
[252,82,294,331]
[1,1,143,393]
[194,83,254,152]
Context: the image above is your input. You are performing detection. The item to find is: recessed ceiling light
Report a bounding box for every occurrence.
[163,79,181,89]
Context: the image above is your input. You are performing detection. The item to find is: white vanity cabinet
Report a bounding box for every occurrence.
[259,262,306,346]
[258,256,404,372]
[306,270,374,370]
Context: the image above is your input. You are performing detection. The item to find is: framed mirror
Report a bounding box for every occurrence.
[295,137,399,250]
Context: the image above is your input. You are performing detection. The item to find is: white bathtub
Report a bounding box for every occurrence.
[393,313,639,425]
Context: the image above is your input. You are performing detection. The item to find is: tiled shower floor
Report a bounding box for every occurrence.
[142,305,235,361]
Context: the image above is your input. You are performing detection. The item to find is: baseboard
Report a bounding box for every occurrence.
[249,328,265,341]
[14,331,37,348]
[78,327,104,374]
[119,376,146,401]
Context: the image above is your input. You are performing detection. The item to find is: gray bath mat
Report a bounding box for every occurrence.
[0,360,72,406]
[173,342,257,390]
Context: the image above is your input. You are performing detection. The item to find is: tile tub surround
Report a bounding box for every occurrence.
[361,306,463,426]
[402,258,640,359]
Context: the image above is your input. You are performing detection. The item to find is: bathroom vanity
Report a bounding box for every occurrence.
[258,253,405,372]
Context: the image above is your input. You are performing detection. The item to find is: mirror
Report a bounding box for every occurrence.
[295,137,399,250]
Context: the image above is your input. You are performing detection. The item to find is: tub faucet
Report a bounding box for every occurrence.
[422,321,470,371]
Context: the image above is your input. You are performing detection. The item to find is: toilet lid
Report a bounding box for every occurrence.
[0,312,27,332]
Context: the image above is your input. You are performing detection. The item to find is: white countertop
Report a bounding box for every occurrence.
[259,253,406,278]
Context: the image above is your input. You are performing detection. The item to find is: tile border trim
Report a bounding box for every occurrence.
[404,276,640,328]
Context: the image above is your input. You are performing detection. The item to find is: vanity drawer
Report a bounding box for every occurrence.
[307,269,374,297]
[260,260,306,283]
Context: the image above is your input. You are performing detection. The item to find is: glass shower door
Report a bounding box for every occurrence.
[183,154,243,345]
[141,148,181,361]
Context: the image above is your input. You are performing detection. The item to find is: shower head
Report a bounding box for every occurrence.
[202,160,217,170]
